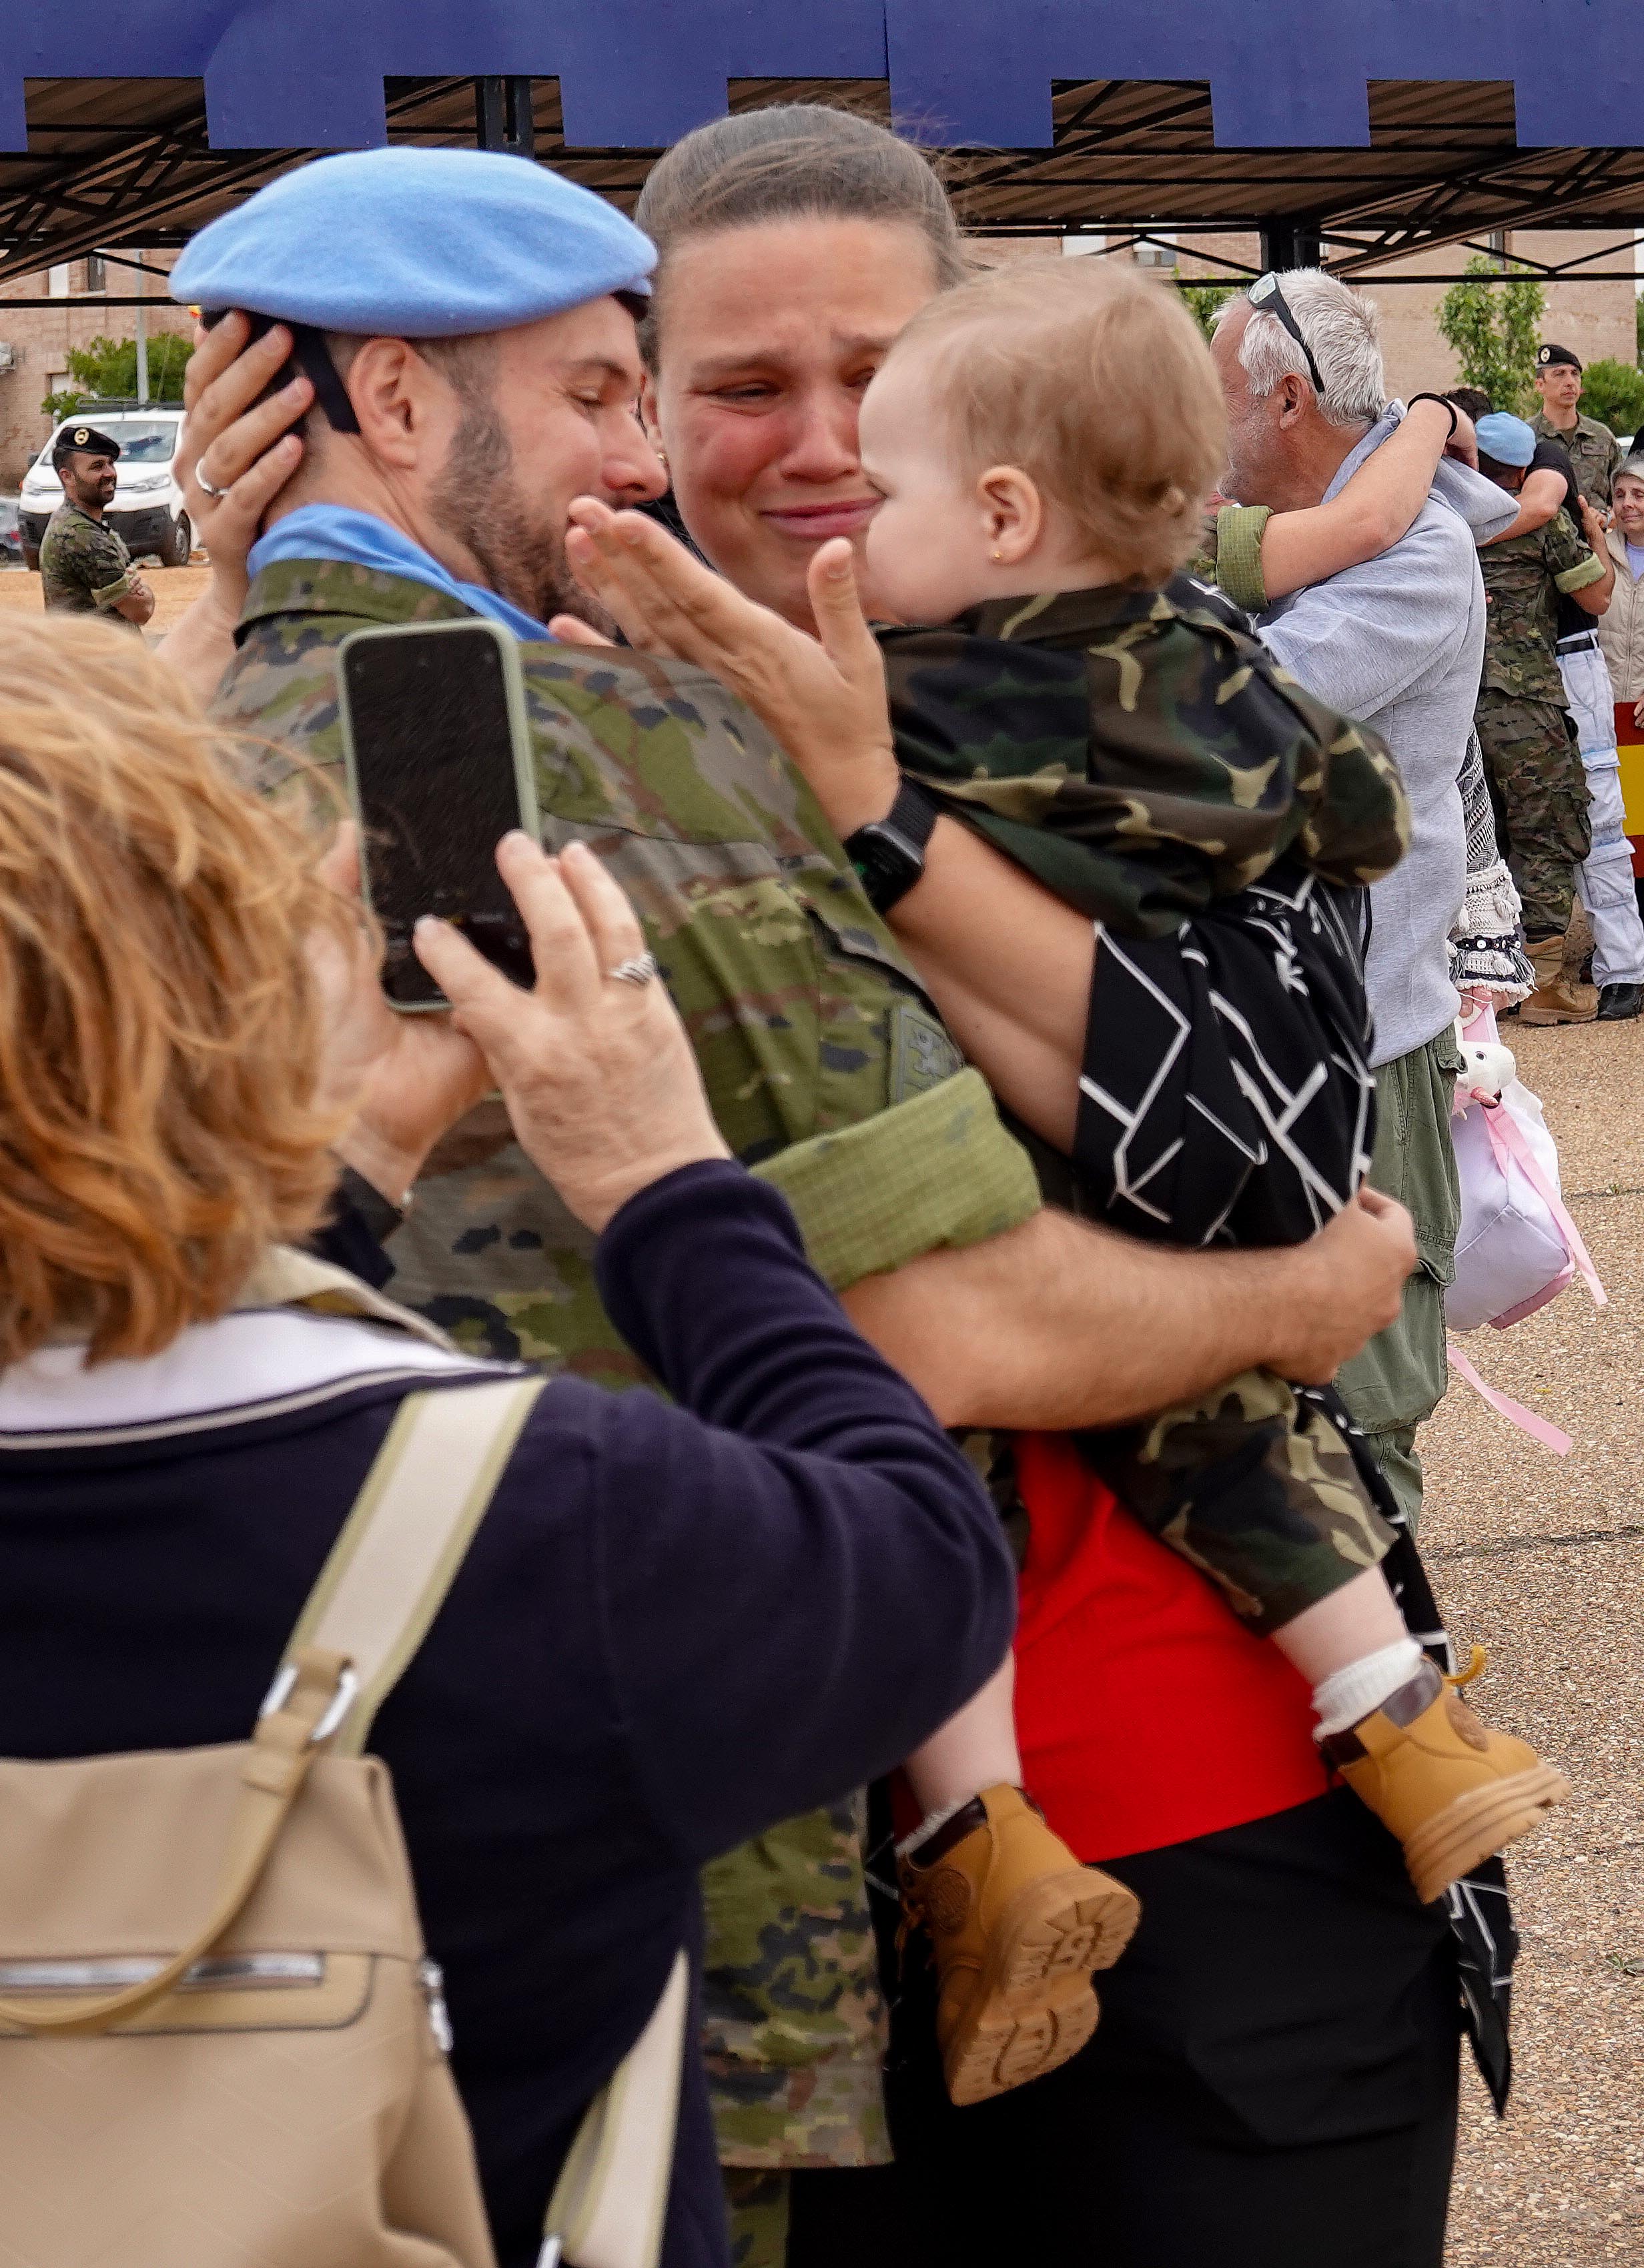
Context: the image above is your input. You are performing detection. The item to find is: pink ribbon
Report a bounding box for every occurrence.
[1446,1343,1574,1456]
[1479,1101,1607,1311]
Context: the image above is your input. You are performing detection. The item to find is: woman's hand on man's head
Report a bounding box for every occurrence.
[156,314,312,705]
[412,833,732,1233]
[553,500,901,839]
[177,312,312,618]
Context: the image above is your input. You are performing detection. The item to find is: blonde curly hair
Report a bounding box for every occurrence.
[0,614,354,1363]
[887,257,1228,588]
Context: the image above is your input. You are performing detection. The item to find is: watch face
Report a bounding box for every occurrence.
[851,824,922,908]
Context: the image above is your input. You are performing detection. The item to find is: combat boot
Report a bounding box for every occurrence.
[898,1785,1140,2106]
[1320,1650,1569,1904]
[1518,934,1598,1025]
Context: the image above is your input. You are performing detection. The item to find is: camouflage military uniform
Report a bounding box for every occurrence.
[1531,410,1621,510]
[211,558,1042,2245]
[37,501,139,623]
[1475,508,1605,938]
[881,580,1412,1633]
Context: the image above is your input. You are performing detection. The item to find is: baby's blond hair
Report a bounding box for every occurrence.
[889,257,1228,587]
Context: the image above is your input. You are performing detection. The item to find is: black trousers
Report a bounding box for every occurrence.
[789,1790,1461,2268]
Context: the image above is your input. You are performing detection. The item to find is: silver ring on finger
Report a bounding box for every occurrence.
[606,951,659,987]
[195,461,228,500]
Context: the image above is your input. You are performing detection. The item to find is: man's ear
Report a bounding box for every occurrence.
[343,337,448,472]
[1275,372,1311,428]
[639,373,663,456]
[979,464,1044,565]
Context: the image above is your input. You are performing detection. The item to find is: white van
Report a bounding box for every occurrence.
[18,406,191,569]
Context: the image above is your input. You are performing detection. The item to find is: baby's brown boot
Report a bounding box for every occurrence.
[1321,1650,1569,1903]
[898,1785,1140,2107]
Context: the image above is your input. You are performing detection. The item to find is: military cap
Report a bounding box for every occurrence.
[51,423,121,464]
[170,148,655,337]
[1537,342,1583,372]
[1475,412,1537,468]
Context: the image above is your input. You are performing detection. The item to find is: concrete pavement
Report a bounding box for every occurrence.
[1432,1019,1644,2264]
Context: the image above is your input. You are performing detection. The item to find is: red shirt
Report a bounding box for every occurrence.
[1011,1432,1330,1861]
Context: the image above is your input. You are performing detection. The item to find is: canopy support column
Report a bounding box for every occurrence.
[474,78,536,159]
[1258,221,1322,271]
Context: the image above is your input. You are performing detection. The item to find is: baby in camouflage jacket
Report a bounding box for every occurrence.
[848,257,1567,2109]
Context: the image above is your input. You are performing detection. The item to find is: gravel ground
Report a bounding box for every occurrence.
[0,563,210,634]
[1426,1017,1644,2265]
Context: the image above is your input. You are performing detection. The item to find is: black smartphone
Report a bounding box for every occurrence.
[337,619,540,1013]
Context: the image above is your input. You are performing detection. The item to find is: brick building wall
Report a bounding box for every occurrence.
[0,255,192,490]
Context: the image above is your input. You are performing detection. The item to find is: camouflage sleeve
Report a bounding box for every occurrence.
[81,524,135,608]
[1543,506,1603,594]
[883,612,1408,937]
[753,1068,1041,1291]
[1209,504,1271,614]
[1553,545,1605,596]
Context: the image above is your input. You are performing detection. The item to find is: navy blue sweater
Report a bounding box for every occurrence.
[0,1164,1015,2266]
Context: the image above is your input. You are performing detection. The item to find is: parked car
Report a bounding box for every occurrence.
[17,406,191,570]
[0,496,21,568]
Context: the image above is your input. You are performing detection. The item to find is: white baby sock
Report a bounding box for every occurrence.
[1312,1637,1426,1738]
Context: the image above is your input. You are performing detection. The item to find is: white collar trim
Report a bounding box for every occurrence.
[0,1306,512,1448]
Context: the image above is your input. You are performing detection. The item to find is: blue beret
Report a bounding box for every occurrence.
[1475,412,1537,468]
[171,148,654,336]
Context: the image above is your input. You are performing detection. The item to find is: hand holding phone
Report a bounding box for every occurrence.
[338,618,540,1012]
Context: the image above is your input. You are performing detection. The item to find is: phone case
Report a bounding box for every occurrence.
[336,616,540,1013]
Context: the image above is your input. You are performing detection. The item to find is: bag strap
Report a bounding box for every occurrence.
[0,1648,351,2035]
[284,1373,547,1756]
[0,1376,544,2039]
[540,1950,692,2268]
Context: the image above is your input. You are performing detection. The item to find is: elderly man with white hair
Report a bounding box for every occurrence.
[1209,271,1518,1530]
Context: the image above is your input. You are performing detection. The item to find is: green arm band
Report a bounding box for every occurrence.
[1212,504,1272,614]
[753,1067,1042,1291]
[91,568,135,607]
[1554,550,1605,595]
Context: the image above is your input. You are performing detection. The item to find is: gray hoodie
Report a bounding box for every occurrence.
[1258,407,1517,1068]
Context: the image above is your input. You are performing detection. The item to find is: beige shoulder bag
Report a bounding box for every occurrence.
[0,1377,689,2268]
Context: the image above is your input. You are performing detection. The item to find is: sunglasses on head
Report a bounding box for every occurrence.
[1248,271,1325,397]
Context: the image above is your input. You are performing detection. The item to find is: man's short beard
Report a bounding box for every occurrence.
[428,382,616,638]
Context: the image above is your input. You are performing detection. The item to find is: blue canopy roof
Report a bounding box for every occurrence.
[3,0,1639,154]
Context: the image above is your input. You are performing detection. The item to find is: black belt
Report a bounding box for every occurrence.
[1556,630,1599,654]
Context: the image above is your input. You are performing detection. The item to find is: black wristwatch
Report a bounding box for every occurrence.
[843,778,940,913]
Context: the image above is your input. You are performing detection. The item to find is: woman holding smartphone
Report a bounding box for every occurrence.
[0,610,1015,2268]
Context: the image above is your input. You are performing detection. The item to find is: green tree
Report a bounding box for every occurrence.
[40,332,192,423]
[1577,358,1644,441]
[1178,281,1238,341]
[1436,257,1547,415]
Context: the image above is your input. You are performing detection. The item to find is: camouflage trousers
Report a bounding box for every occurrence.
[723,2171,788,2268]
[1082,1370,1397,1635]
[1475,690,1592,939]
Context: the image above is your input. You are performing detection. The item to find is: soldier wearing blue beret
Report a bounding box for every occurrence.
[166,143,1062,2267]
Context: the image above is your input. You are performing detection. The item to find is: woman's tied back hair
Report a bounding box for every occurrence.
[891,257,1229,588]
[633,103,969,359]
[0,616,356,1363]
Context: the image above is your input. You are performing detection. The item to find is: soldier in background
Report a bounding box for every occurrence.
[1472,412,1613,1021]
[1531,342,1622,510]
[37,426,154,628]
